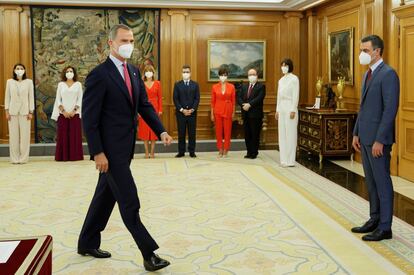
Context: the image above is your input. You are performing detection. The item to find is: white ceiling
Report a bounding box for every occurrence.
[0,0,330,11]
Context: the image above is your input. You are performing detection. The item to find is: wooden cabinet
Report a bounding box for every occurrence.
[298,108,357,162]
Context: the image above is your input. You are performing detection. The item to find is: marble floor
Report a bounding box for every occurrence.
[1,150,414,274]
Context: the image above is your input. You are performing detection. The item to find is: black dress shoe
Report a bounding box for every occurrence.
[77,248,111,258]
[189,152,197,158]
[362,228,392,241]
[351,220,379,233]
[144,254,170,271]
[244,155,251,159]
[175,153,185,158]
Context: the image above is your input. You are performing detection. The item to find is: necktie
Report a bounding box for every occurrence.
[247,84,253,98]
[122,63,133,101]
[366,68,372,83]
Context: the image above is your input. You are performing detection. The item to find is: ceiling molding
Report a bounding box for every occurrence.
[0,0,331,11]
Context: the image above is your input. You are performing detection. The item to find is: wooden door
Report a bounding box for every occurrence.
[397,14,414,182]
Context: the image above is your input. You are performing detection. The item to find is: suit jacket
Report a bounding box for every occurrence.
[4,79,35,115]
[353,62,400,145]
[211,82,236,119]
[237,82,266,119]
[173,80,200,114]
[82,57,165,162]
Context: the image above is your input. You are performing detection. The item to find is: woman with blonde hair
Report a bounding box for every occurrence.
[138,65,163,158]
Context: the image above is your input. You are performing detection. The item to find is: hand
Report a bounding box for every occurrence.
[275,112,279,120]
[232,112,235,120]
[352,136,361,153]
[69,111,76,118]
[160,132,173,146]
[5,112,11,121]
[63,111,70,118]
[372,141,384,158]
[27,113,33,120]
[290,112,296,119]
[94,152,109,173]
[210,113,215,122]
[242,103,251,111]
[183,109,191,116]
[158,112,162,117]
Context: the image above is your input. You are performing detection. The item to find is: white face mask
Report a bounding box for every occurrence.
[145,71,154,79]
[116,43,134,59]
[15,69,25,77]
[66,72,74,80]
[281,66,289,74]
[248,75,257,84]
[219,75,227,83]
[359,51,372,65]
[182,73,190,80]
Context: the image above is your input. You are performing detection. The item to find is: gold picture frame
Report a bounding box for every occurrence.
[207,39,266,82]
[328,27,354,85]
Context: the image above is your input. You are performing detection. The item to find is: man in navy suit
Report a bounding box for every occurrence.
[77,24,172,271]
[173,65,200,158]
[351,35,400,241]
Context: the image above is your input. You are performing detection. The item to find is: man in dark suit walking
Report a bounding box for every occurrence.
[173,65,200,158]
[77,24,172,271]
[351,35,400,241]
[237,68,266,159]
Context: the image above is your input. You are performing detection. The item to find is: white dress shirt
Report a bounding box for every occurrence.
[276,73,300,113]
[51,81,83,121]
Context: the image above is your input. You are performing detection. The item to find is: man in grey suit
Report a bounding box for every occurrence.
[351,35,400,241]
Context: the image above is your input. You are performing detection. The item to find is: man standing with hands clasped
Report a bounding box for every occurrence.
[351,35,400,242]
[173,65,200,158]
[78,24,173,271]
[238,68,266,159]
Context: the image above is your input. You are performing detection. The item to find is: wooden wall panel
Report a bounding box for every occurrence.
[394,5,414,182]
[0,5,33,143]
[162,10,302,145]
[307,0,399,170]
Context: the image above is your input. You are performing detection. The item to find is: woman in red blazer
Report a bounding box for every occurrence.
[211,68,235,157]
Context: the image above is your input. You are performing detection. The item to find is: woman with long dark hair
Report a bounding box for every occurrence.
[51,66,84,161]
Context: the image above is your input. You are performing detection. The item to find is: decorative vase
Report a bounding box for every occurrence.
[336,76,346,111]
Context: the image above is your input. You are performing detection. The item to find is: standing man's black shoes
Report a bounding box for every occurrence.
[77,248,111,258]
[175,153,185,158]
[351,220,379,233]
[189,152,197,158]
[362,228,392,241]
[144,254,170,271]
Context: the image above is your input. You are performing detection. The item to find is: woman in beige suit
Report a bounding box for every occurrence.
[4,64,35,164]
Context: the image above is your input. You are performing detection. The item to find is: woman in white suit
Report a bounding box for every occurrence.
[276,58,299,167]
[4,64,35,164]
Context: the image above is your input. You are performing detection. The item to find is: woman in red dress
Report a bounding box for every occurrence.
[138,65,163,158]
[211,67,235,158]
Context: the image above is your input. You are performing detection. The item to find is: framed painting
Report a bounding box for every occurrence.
[328,28,354,85]
[208,40,266,82]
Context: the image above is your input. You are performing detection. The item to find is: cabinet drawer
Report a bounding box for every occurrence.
[300,124,321,139]
[300,112,310,123]
[310,115,321,126]
[299,136,321,153]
